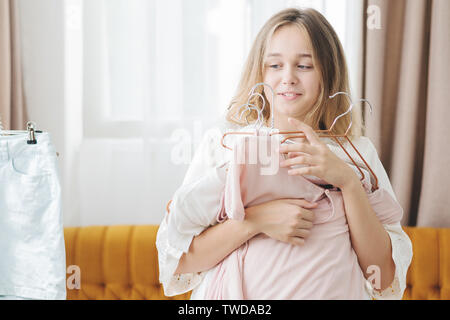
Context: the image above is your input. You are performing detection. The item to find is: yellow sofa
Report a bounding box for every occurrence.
[63,225,450,300]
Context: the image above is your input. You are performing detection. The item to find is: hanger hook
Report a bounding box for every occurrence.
[26,121,36,130]
[236,103,263,127]
[357,98,373,114]
[328,93,374,135]
[328,92,354,133]
[249,82,275,129]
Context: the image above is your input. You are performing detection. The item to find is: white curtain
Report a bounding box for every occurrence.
[56,0,363,226]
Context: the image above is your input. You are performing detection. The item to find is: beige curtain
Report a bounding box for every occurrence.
[0,0,27,130]
[362,0,450,227]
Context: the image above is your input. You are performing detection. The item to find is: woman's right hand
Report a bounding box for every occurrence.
[245,199,317,246]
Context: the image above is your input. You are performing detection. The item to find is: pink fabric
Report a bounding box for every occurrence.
[205,135,403,300]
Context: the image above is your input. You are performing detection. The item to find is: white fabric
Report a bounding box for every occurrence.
[0,132,66,300]
[156,117,413,299]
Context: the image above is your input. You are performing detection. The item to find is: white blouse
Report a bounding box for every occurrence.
[156,117,413,300]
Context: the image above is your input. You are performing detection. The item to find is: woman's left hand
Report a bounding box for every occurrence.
[279,118,358,190]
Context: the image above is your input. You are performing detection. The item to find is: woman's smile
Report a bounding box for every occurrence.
[278,92,303,101]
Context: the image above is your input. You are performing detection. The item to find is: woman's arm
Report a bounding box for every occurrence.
[175,198,317,274]
[340,176,395,291]
[175,215,257,274]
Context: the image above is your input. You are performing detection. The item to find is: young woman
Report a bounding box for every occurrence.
[156,8,412,300]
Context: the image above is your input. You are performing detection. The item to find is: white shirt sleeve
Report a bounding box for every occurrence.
[359,138,413,300]
[156,119,234,296]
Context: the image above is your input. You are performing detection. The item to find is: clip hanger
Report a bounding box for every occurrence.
[0,120,41,145]
[27,121,37,144]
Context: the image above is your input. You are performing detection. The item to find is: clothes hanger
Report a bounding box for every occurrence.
[221,82,276,150]
[0,120,39,144]
[220,84,379,191]
[0,120,61,157]
[271,92,379,191]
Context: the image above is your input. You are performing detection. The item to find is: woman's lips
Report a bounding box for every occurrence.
[278,92,302,101]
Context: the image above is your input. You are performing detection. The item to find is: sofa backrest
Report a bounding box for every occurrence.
[402,227,450,300]
[64,225,450,300]
[64,225,190,300]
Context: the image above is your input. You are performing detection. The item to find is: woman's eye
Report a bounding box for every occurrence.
[298,65,312,70]
[269,64,280,69]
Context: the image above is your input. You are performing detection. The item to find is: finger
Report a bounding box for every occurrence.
[288,118,322,145]
[299,209,315,222]
[286,136,308,145]
[288,166,318,177]
[287,152,303,159]
[280,154,316,168]
[297,220,314,230]
[284,199,318,208]
[288,237,305,246]
[279,142,318,155]
[292,228,311,239]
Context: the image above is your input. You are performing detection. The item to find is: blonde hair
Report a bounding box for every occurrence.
[226,8,362,138]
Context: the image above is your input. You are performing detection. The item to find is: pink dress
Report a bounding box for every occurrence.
[205,135,403,300]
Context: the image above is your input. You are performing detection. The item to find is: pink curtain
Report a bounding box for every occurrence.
[0,0,27,130]
[363,0,450,226]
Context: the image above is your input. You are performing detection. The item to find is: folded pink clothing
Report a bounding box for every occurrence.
[205,135,403,300]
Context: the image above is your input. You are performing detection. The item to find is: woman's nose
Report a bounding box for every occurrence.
[282,67,298,85]
[282,78,297,85]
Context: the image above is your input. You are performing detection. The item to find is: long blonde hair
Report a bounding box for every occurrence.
[226,8,362,138]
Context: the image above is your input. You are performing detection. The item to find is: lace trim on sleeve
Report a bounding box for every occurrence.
[366,223,413,300]
[156,214,205,296]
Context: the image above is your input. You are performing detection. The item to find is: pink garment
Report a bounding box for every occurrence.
[205,134,403,300]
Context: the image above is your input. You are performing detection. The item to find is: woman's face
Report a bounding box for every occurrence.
[263,24,321,125]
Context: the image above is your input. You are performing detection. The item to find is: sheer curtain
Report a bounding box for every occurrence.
[65,0,362,226]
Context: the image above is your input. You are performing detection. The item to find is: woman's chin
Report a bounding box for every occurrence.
[274,101,312,118]
[275,106,304,119]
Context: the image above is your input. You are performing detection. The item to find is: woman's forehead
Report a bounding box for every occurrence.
[266,24,313,57]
